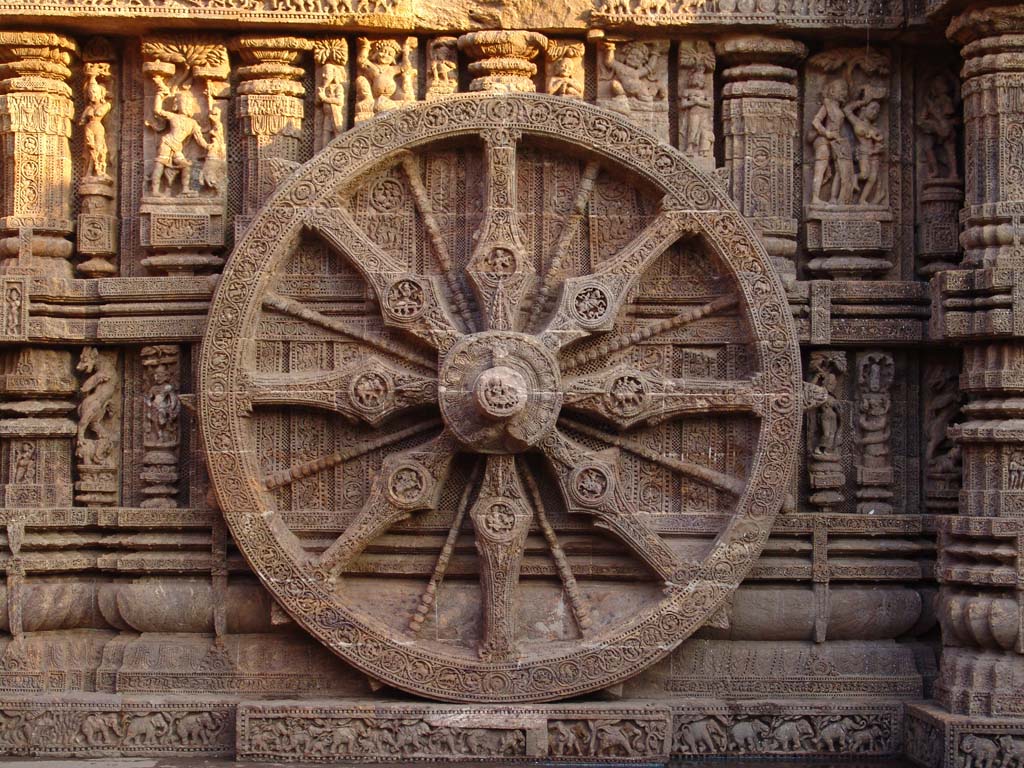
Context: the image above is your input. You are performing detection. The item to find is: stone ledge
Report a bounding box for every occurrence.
[906,701,1024,768]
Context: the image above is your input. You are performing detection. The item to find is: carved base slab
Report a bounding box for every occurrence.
[671,699,904,758]
[0,693,235,756]
[906,701,1024,768]
[236,699,672,762]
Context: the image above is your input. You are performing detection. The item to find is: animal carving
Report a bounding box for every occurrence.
[730,719,770,752]
[174,711,223,746]
[80,712,123,746]
[76,347,119,467]
[771,718,813,751]
[960,734,1000,768]
[123,712,170,745]
[677,718,724,753]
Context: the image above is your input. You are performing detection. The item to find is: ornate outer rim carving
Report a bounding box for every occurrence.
[199,93,803,703]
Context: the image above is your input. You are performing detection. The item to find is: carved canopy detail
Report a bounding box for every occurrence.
[199,93,802,703]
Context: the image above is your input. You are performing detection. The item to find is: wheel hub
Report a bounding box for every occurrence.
[439,331,561,454]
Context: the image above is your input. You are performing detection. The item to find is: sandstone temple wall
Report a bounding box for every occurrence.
[0,0,1014,764]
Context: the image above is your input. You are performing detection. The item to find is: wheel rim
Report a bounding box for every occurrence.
[200,93,802,703]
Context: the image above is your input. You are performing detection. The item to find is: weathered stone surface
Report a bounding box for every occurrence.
[0,0,1007,763]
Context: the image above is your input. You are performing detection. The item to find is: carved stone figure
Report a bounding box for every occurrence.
[919,72,960,182]
[80,63,112,180]
[148,85,210,197]
[597,38,669,140]
[76,347,119,468]
[426,37,458,100]
[545,40,584,98]
[810,78,856,205]
[353,37,417,123]
[141,345,181,508]
[315,40,348,147]
[807,351,846,511]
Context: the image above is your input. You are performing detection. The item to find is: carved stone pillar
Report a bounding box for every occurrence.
[0,32,77,278]
[717,35,807,282]
[139,35,229,276]
[230,36,310,233]
[910,8,1024,765]
[458,31,547,93]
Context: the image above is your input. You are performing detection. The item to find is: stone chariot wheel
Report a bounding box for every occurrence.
[200,93,802,703]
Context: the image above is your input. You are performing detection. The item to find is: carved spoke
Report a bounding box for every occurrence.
[539,208,698,351]
[542,428,696,589]
[308,208,464,354]
[467,454,533,660]
[559,417,746,497]
[466,129,533,332]
[522,464,593,635]
[408,460,482,636]
[398,151,476,331]
[563,368,765,430]
[524,159,601,334]
[560,294,738,372]
[263,290,436,372]
[242,355,437,427]
[318,430,457,579]
[262,418,441,491]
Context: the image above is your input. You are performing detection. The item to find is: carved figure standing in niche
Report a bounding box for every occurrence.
[806,78,856,204]
[12,442,34,483]
[354,39,413,122]
[198,105,227,193]
[143,350,180,445]
[679,68,713,158]
[148,79,211,197]
[76,347,119,467]
[844,86,887,205]
[427,38,458,98]
[919,74,960,181]
[79,66,112,179]
[809,78,856,205]
[318,62,347,146]
[600,41,667,113]
[5,285,22,335]
[809,351,846,460]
